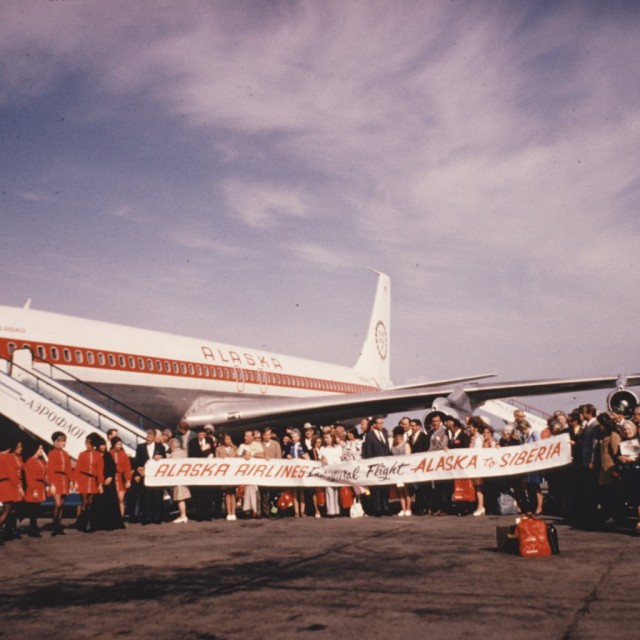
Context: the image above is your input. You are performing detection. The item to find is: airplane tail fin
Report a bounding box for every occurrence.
[354,271,392,388]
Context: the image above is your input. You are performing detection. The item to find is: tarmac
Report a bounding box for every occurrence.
[0,514,638,640]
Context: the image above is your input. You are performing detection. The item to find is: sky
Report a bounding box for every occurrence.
[2,0,640,416]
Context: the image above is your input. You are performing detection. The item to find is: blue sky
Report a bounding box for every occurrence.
[2,1,640,414]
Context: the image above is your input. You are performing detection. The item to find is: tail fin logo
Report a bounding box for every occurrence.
[375,321,388,360]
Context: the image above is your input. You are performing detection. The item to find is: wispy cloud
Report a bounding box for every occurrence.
[222,180,308,229]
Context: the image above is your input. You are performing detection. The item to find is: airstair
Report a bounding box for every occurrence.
[0,348,167,458]
[477,399,549,432]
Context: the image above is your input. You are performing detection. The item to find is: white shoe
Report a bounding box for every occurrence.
[397,511,405,517]
[226,514,236,521]
[172,516,188,524]
[404,510,413,517]
[472,508,485,517]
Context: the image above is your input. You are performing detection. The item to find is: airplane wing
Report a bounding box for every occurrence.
[184,373,640,430]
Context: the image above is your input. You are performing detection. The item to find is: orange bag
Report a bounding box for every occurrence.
[452,479,476,503]
[339,486,354,509]
[515,516,552,557]
[277,491,294,510]
[316,488,326,507]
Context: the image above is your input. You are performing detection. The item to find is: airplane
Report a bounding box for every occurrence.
[1,272,639,436]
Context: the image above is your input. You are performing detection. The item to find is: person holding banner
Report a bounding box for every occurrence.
[319,432,343,517]
[284,429,309,518]
[467,417,488,516]
[362,416,391,516]
[517,419,545,515]
[216,432,239,521]
[391,427,412,516]
[237,430,264,518]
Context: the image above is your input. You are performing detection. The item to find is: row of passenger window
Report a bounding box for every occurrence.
[5,341,365,394]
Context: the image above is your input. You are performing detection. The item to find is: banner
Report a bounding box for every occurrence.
[145,434,571,488]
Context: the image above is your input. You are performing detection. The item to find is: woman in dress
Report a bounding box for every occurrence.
[309,435,324,518]
[517,419,544,514]
[74,433,104,532]
[23,442,47,537]
[109,437,132,519]
[47,431,74,536]
[92,436,125,530]
[467,416,488,517]
[215,432,238,521]
[168,437,191,523]
[283,429,309,518]
[319,432,343,517]
[615,420,640,533]
[0,439,25,540]
[391,426,412,517]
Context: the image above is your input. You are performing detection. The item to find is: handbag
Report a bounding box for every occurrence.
[497,492,518,516]
[452,478,476,503]
[339,486,354,509]
[350,498,365,518]
[277,490,294,511]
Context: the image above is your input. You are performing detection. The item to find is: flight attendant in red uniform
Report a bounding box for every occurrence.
[47,431,74,536]
[74,433,104,532]
[23,442,47,537]
[0,440,25,541]
[109,437,132,518]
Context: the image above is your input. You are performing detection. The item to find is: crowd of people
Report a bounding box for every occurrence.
[1,401,639,542]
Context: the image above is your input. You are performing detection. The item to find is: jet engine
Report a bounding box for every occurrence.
[607,389,638,419]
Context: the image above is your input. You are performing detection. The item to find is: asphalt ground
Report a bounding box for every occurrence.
[0,514,638,640]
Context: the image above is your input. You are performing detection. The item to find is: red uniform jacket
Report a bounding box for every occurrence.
[47,448,74,495]
[24,457,47,503]
[75,450,104,494]
[0,452,24,503]
[110,449,133,493]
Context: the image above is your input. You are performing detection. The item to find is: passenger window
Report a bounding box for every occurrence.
[108,354,115,367]
[74,349,83,363]
[51,346,59,360]
[97,352,105,365]
[86,351,95,365]
[128,356,135,368]
[138,357,145,370]
[37,345,46,359]
[119,355,126,368]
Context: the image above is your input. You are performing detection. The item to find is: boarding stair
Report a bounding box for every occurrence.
[0,348,167,458]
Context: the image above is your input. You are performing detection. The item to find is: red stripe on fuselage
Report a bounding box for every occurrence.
[0,337,376,395]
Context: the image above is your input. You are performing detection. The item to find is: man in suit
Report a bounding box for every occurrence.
[188,426,216,521]
[362,415,391,516]
[408,418,429,515]
[134,428,167,524]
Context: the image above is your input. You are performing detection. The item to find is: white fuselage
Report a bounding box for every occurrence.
[0,305,381,428]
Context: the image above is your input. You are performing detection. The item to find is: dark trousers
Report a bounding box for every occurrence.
[142,485,164,523]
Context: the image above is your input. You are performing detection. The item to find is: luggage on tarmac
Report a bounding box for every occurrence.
[497,515,559,556]
[515,515,552,557]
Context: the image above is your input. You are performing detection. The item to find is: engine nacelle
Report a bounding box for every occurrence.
[607,389,638,419]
